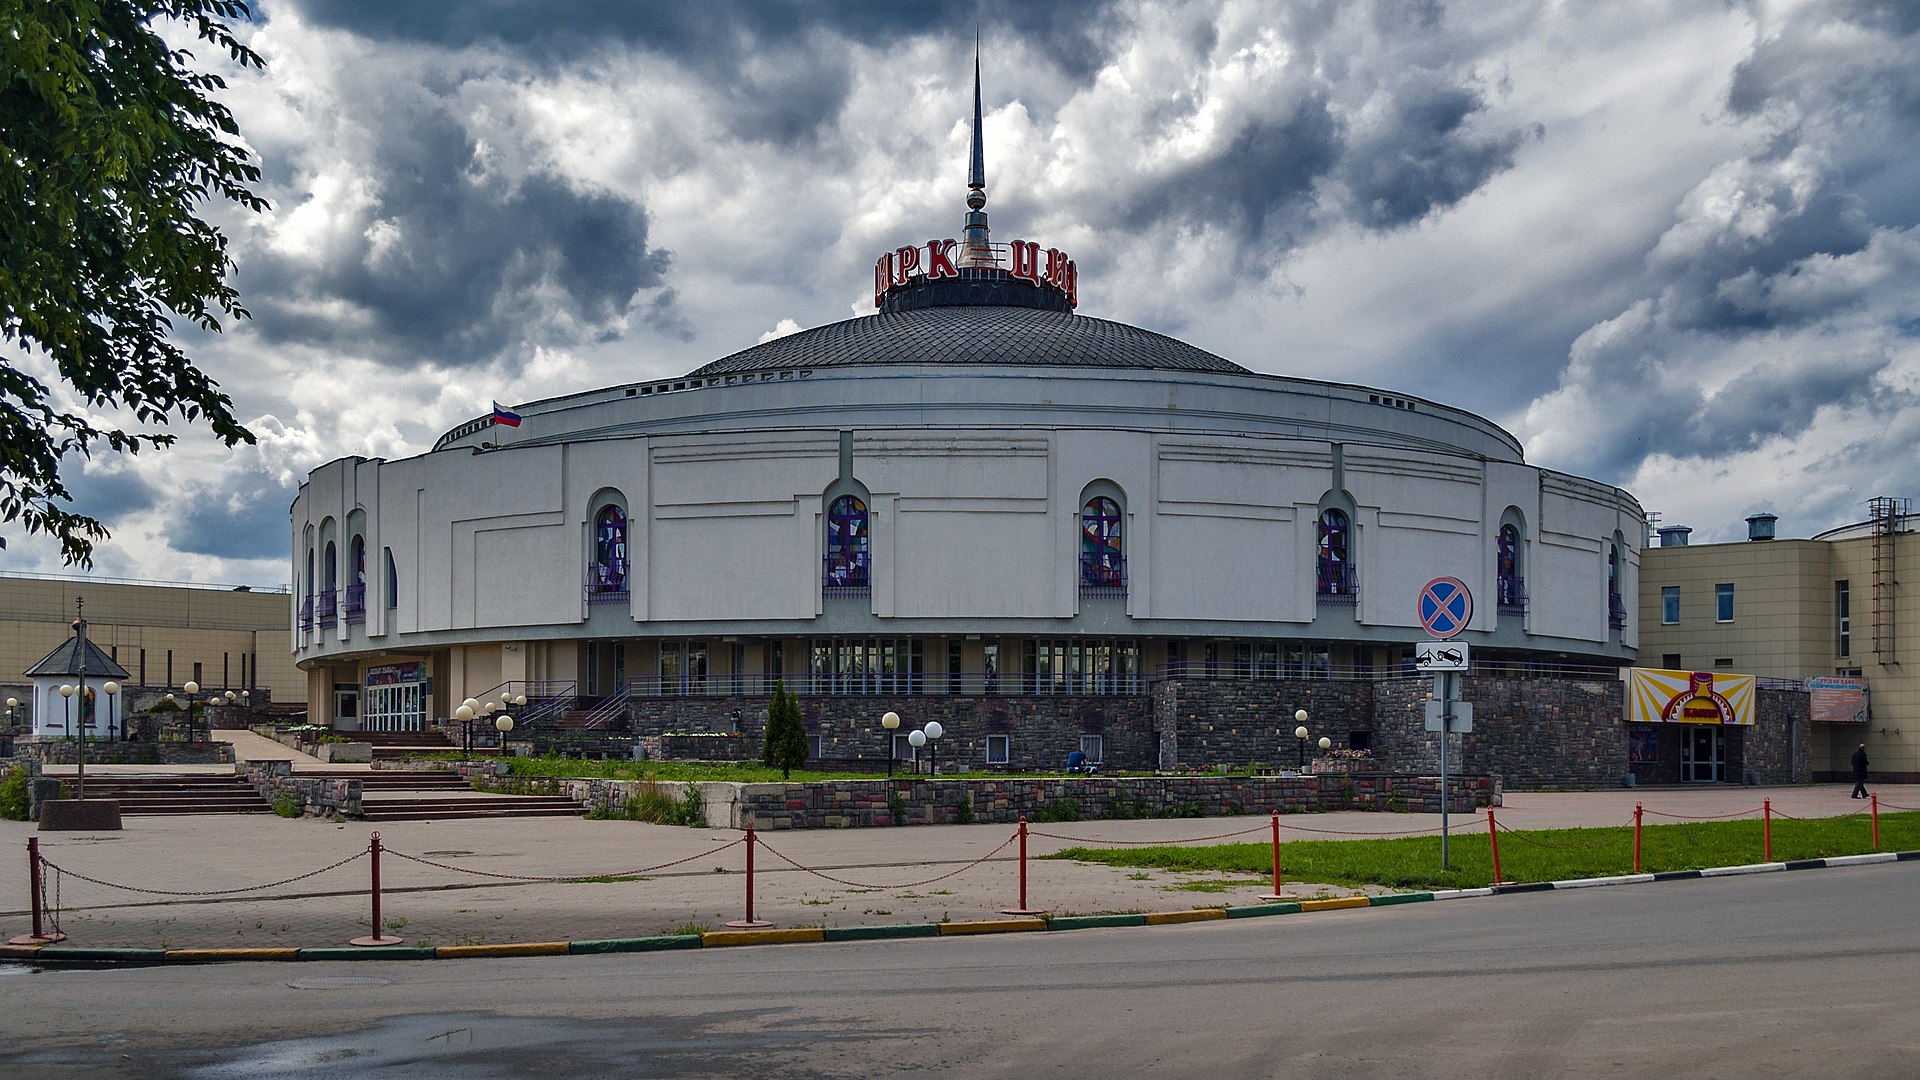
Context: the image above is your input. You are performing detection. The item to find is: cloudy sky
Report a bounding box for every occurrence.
[7,0,1919,588]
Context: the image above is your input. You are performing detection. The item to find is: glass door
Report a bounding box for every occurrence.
[1681,726,1724,783]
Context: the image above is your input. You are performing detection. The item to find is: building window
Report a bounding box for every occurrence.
[384,548,398,610]
[1496,524,1526,615]
[1021,639,1141,695]
[825,495,871,595]
[1662,653,1682,669]
[345,536,367,624]
[986,734,1010,765]
[1079,734,1105,764]
[588,505,630,602]
[1836,580,1850,657]
[1661,586,1680,625]
[319,540,339,628]
[1607,542,1626,630]
[1079,496,1125,597]
[808,733,825,760]
[1317,509,1356,603]
[1715,583,1735,623]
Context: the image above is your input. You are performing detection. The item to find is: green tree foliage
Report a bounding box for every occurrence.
[1,1,265,565]
[760,681,809,780]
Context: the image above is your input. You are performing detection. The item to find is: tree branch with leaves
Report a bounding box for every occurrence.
[1,0,266,564]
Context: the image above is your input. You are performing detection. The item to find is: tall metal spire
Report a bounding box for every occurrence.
[961,35,993,267]
[968,41,986,195]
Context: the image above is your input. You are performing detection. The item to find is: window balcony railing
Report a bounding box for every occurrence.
[1497,575,1528,616]
[823,557,871,599]
[317,588,338,628]
[1316,563,1359,606]
[298,595,314,631]
[586,563,630,605]
[1608,593,1628,630]
[1078,554,1127,599]
[344,584,366,624]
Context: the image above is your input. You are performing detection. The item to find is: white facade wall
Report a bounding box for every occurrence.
[292,364,1643,681]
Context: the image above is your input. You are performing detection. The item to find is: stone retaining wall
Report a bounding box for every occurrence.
[728,773,1499,830]
[243,760,362,818]
[14,738,234,766]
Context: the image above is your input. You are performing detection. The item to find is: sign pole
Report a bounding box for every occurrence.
[1440,669,1452,868]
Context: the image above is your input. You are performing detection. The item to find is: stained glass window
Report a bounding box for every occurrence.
[592,506,628,595]
[1497,524,1521,607]
[1317,509,1352,594]
[826,495,870,588]
[1080,497,1124,587]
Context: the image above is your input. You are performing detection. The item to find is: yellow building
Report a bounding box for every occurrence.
[1639,503,1913,783]
[1,573,302,726]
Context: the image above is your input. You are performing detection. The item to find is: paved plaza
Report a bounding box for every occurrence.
[7,740,1911,953]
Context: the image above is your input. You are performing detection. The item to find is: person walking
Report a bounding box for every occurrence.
[1850,743,1870,799]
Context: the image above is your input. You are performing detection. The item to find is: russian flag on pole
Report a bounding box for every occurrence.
[491,400,523,428]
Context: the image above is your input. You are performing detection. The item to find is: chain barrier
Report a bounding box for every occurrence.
[1877,799,1917,812]
[1639,806,1765,821]
[1278,821,1446,838]
[384,837,746,884]
[38,850,369,898]
[1026,823,1269,845]
[754,831,1018,890]
[1491,817,1637,851]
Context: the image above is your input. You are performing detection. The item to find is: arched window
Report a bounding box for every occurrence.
[384,548,398,610]
[345,536,368,623]
[318,539,339,627]
[301,545,316,631]
[1608,539,1626,630]
[825,495,870,592]
[1080,496,1125,594]
[590,505,629,600]
[1317,509,1354,599]
[1497,524,1524,613]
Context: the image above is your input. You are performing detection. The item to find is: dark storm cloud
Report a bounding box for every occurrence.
[276,0,1124,136]
[240,101,669,367]
[1123,99,1341,252]
[1336,75,1536,230]
[62,464,159,522]
[1689,354,1886,455]
[168,480,299,561]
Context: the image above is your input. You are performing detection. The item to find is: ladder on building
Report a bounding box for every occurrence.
[1869,496,1908,665]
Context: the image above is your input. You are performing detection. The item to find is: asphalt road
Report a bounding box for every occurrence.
[3,861,1914,1079]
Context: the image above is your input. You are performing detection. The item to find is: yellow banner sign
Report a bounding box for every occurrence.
[1628,668,1756,726]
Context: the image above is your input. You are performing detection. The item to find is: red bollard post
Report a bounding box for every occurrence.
[1634,802,1644,874]
[1872,794,1880,851]
[350,831,404,946]
[1260,811,1285,901]
[1487,807,1505,885]
[9,837,67,945]
[1763,799,1773,863]
[726,820,772,928]
[1003,816,1046,915]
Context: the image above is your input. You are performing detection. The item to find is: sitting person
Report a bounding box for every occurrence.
[1065,749,1095,775]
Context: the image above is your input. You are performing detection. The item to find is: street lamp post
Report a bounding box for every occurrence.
[103,681,119,741]
[881,711,901,776]
[1294,708,1311,770]
[495,713,514,752]
[907,728,926,774]
[183,680,202,744]
[5,696,18,728]
[924,720,944,776]
[454,702,476,758]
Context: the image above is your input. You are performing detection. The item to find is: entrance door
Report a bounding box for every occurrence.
[1681,726,1724,783]
[333,685,360,731]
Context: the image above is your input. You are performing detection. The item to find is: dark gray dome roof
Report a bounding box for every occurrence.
[687,304,1250,378]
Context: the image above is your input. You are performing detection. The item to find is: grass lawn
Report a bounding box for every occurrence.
[1044,810,1918,892]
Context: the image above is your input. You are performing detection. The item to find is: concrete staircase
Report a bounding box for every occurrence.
[56,775,275,816]
[354,768,586,821]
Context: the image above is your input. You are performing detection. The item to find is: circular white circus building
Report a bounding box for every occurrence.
[291,85,1643,767]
